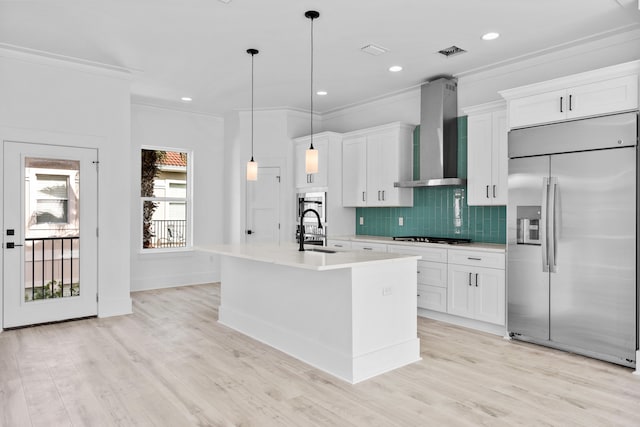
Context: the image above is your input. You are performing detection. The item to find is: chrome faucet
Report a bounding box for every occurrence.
[299,199,323,251]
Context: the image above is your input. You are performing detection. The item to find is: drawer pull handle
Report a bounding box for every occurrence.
[363,247,373,250]
[467,257,482,261]
[475,273,479,287]
[468,272,472,286]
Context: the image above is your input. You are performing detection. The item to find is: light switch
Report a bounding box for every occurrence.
[359,217,364,225]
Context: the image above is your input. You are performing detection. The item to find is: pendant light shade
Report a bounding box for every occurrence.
[305,146,318,174]
[305,10,320,174]
[246,48,259,181]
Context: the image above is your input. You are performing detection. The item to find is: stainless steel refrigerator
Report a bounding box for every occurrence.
[507,111,638,367]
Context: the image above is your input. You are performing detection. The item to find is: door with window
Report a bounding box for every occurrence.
[246,167,280,244]
[3,141,98,328]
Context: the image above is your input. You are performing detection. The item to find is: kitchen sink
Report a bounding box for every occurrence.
[305,248,337,254]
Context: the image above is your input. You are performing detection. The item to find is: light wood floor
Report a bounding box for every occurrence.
[1,283,639,426]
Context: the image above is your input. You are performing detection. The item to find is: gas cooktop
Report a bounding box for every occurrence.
[392,236,471,245]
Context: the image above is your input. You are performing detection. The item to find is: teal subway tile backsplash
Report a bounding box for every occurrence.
[355,117,506,244]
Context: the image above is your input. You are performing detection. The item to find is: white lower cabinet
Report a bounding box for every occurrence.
[332,240,506,322]
[387,245,448,312]
[447,250,505,325]
[417,284,447,312]
[350,241,387,252]
[326,239,351,250]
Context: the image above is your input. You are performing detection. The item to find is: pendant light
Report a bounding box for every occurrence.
[246,48,259,181]
[304,10,320,174]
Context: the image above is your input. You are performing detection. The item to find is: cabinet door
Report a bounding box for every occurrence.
[466,113,494,205]
[295,137,328,189]
[366,130,412,207]
[473,266,505,325]
[509,88,567,128]
[365,132,386,207]
[417,260,447,288]
[491,110,508,205]
[446,264,474,319]
[350,241,387,252]
[567,75,639,120]
[326,239,351,249]
[417,285,447,312]
[342,136,367,206]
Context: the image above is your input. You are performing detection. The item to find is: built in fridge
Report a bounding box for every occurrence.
[507,111,638,367]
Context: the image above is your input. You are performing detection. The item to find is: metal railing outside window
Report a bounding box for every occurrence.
[151,219,186,248]
[24,236,80,301]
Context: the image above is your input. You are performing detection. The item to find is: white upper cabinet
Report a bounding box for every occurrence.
[464,101,508,206]
[342,136,367,207]
[342,122,414,207]
[294,133,331,189]
[500,61,639,129]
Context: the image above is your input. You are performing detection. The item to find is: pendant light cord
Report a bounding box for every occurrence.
[309,13,315,149]
[251,51,255,161]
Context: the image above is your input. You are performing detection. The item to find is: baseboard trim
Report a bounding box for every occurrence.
[219,305,420,384]
[131,271,218,292]
[418,308,506,336]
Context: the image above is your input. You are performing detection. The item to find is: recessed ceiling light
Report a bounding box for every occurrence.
[181,97,192,102]
[218,0,232,4]
[482,32,500,41]
[389,65,403,72]
[316,90,328,96]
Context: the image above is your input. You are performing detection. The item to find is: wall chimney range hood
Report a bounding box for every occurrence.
[394,78,465,188]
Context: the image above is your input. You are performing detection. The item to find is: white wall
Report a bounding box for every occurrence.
[225,109,311,246]
[0,47,133,321]
[130,104,225,291]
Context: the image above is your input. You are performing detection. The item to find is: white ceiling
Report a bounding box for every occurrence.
[1,0,639,116]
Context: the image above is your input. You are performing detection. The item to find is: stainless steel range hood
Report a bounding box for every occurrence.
[394,78,465,188]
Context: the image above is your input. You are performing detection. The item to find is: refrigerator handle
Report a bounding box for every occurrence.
[548,177,558,273]
[541,177,550,272]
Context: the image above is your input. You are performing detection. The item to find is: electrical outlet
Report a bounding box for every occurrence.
[398,217,404,226]
[382,286,392,296]
[359,217,364,225]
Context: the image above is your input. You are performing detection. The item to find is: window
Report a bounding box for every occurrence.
[141,149,190,250]
[35,174,69,224]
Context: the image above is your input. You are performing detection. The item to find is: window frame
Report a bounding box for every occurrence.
[139,146,193,253]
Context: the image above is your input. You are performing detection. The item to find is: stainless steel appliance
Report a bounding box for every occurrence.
[393,236,471,245]
[394,77,465,188]
[296,192,326,246]
[507,111,638,367]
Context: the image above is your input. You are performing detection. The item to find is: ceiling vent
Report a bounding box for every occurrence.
[361,44,389,56]
[438,45,466,57]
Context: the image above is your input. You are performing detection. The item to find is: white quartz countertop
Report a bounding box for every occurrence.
[197,243,420,271]
[329,235,506,253]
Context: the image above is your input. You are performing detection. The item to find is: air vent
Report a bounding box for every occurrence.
[361,44,389,56]
[438,46,466,57]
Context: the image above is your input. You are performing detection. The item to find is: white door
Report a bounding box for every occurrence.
[246,167,280,244]
[3,141,98,328]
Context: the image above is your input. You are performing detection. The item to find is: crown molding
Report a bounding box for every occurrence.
[0,43,134,79]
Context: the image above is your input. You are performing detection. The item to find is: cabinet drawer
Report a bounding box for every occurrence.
[351,241,387,252]
[326,240,351,249]
[386,244,447,262]
[448,250,505,269]
[417,260,447,288]
[417,285,447,312]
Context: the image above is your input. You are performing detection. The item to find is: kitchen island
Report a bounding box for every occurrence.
[198,244,421,384]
